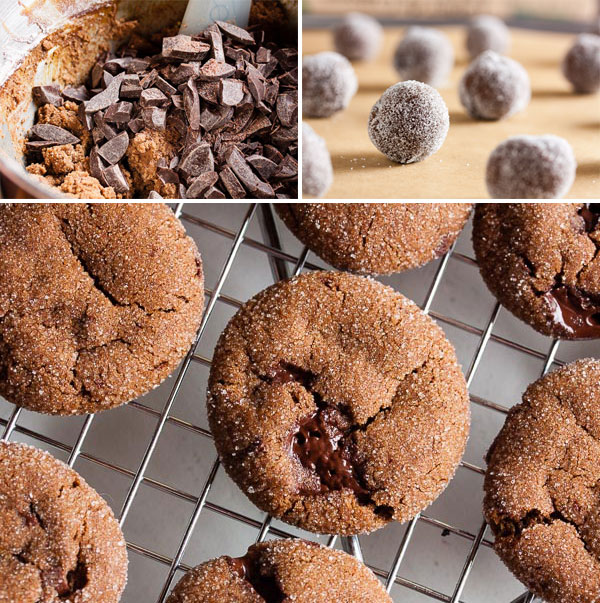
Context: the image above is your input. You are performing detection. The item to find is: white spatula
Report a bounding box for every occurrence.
[180,0,253,35]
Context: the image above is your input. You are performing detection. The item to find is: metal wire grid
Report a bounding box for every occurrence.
[0,202,572,603]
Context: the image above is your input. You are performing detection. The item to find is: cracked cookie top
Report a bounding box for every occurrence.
[484,359,600,603]
[0,441,127,603]
[275,203,472,275]
[0,203,204,415]
[473,203,600,339]
[207,271,470,535]
[167,538,391,603]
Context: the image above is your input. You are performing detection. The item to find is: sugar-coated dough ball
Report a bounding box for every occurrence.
[302,123,333,198]
[459,50,530,120]
[334,12,383,61]
[368,80,449,164]
[303,51,358,118]
[466,15,510,57]
[562,33,600,93]
[486,135,576,199]
[393,27,454,87]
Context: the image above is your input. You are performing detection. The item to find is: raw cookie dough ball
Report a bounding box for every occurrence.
[334,12,383,61]
[459,50,530,120]
[562,33,600,93]
[393,27,454,87]
[303,51,358,118]
[302,123,333,198]
[466,15,510,58]
[486,135,576,199]
[368,80,449,163]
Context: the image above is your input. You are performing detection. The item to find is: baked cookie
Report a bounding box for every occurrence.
[167,539,391,602]
[473,203,600,339]
[0,441,127,603]
[208,271,470,535]
[0,203,204,414]
[276,203,472,275]
[484,359,600,603]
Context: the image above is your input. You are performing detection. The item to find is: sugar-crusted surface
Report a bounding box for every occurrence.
[302,52,358,118]
[484,359,600,603]
[276,203,472,275]
[0,441,127,603]
[393,27,454,88]
[466,15,510,58]
[368,80,449,164]
[167,539,391,602]
[301,124,332,198]
[459,50,530,120]
[333,12,383,62]
[473,203,598,338]
[562,33,600,93]
[0,203,204,415]
[485,135,576,199]
[207,271,470,535]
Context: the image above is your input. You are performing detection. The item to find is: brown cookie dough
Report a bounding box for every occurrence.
[166,538,391,603]
[0,203,204,415]
[0,441,127,603]
[208,271,470,535]
[473,203,600,339]
[484,359,600,603]
[275,203,472,275]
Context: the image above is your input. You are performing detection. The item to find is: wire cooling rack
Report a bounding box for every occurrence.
[1,202,598,603]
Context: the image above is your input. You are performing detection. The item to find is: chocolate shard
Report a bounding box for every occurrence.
[140,87,168,107]
[102,164,129,194]
[177,183,187,199]
[198,59,236,81]
[272,154,298,179]
[142,107,167,131]
[89,146,108,184]
[209,29,225,63]
[215,20,255,45]
[246,64,266,103]
[280,68,298,86]
[128,117,145,134]
[127,58,151,73]
[246,154,278,180]
[85,73,125,113]
[219,166,246,198]
[219,78,245,106]
[205,186,226,199]
[276,93,297,127]
[97,131,129,165]
[32,85,63,107]
[183,80,201,130]
[91,61,105,89]
[102,71,115,88]
[77,102,94,131]
[25,140,62,151]
[271,124,298,149]
[200,105,234,131]
[157,167,179,185]
[29,124,79,145]
[274,48,298,70]
[162,35,210,61]
[148,191,163,199]
[155,77,178,98]
[92,128,105,144]
[140,69,158,90]
[198,81,219,104]
[104,57,136,74]
[104,101,133,123]
[256,47,271,63]
[169,62,201,85]
[244,114,271,137]
[186,171,219,198]
[61,85,90,103]
[179,142,214,178]
[264,145,284,164]
[120,74,142,99]
[225,146,274,198]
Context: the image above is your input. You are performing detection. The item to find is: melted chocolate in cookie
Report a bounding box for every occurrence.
[578,203,600,232]
[229,554,285,603]
[545,286,600,338]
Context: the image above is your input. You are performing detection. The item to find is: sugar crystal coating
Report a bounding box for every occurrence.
[486,135,576,199]
[302,123,333,198]
[302,51,358,118]
[393,27,454,87]
[459,50,530,120]
[368,80,449,163]
[466,15,510,58]
[333,12,383,61]
[562,33,600,93]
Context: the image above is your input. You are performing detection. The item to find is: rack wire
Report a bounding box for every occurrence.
[0,202,578,603]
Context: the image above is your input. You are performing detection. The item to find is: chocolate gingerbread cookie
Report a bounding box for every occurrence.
[484,359,600,603]
[0,441,127,603]
[167,538,391,603]
[208,271,470,535]
[0,203,204,414]
[276,203,472,275]
[473,203,600,339]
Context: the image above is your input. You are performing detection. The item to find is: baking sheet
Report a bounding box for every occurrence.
[303,26,600,199]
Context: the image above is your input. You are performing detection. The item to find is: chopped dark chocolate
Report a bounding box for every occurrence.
[128,117,145,134]
[199,105,234,131]
[142,107,167,131]
[162,35,210,61]
[148,190,163,199]
[61,85,90,103]
[256,47,271,63]
[32,85,63,107]
[219,166,246,198]
[84,73,125,113]
[186,171,219,198]
[216,20,255,45]
[29,124,79,145]
[77,102,94,131]
[276,94,297,127]
[183,80,201,130]
[89,146,107,183]
[179,142,214,178]
[246,64,266,103]
[205,186,226,199]
[246,154,278,180]
[140,88,168,107]
[209,29,226,63]
[198,81,219,104]
[198,59,236,81]
[104,101,133,123]
[272,154,298,179]
[169,63,200,85]
[226,146,274,198]
[157,167,180,185]
[97,131,129,165]
[102,164,129,194]
[219,78,245,106]
[120,74,142,99]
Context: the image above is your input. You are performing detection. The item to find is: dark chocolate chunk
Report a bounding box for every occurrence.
[89,146,107,184]
[226,146,274,198]
[246,64,265,103]
[104,57,136,74]
[120,74,142,99]
[205,186,226,199]
[85,73,124,113]
[157,167,179,185]
[230,553,285,603]
[148,191,163,199]
[102,71,114,88]
[61,85,90,103]
[272,154,298,179]
[545,286,600,338]
[127,58,151,73]
[183,80,201,130]
[219,166,246,198]
[25,140,63,151]
[32,85,63,107]
[128,117,145,134]
[142,107,167,131]
[209,29,225,63]
[256,47,271,63]
[91,61,105,89]
[219,78,244,106]
[140,87,168,107]
[198,59,236,81]
[102,164,129,194]
[246,155,278,180]
[244,114,271,137]
[276,94,296,127]
[258,57,278,79]
[215,20,255,45]
[177,183,187,199]
[140,70,158,90]
[198,81,219,104]
[77,102,94,131]
[186,171,219,198]
[264,80,280,106]
[274,48,298,70]
[29,124,79,145]
[179,142,214,177]
[104,101,133,123]
[169,63,201,85]
[264,145,284,164]
[279,68,298,86]
[579,203,600,232]
[200,105,234,131]
[97,131,129,165]
[162,35,210,61]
